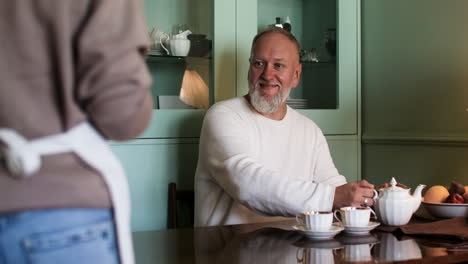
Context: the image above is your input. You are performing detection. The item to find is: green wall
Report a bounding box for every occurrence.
[362,0,468,190]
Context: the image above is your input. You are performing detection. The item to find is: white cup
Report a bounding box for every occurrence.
[296,211,333,230]
[158,32,171,55]
[333,207,376,227]
[170,39,191,56]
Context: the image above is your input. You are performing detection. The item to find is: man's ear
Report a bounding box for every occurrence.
[291,63,302,88]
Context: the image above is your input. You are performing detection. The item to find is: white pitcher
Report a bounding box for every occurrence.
[161,30,192,56]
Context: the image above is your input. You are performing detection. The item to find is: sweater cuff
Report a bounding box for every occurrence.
[317,182,336,211]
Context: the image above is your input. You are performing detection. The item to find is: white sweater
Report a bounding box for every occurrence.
[194,97,346,227]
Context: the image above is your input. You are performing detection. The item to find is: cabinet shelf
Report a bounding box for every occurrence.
[301,61,336,65]
[146,54,187,64]
[146,54,212,62]
[145,55,211,110]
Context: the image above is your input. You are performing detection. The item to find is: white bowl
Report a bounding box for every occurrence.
[422,201,468,218]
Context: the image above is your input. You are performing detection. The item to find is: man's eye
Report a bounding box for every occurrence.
[253,61,265,68]
[274,63,284,69]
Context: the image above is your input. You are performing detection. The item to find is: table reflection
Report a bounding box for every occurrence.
[294,239,342,264]
[373,233,422,262]
[338,234,378,262]
[194,226,423,263]
[195,227,303,263]
[132,220,468,264]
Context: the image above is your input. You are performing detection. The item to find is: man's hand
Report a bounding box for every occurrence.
[333,180,376,209]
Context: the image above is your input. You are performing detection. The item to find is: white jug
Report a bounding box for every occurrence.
[161,30,192,56]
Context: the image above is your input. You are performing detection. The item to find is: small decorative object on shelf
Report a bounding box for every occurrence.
[169,30,192,57]
[148,27,170,55]
[188,34,212,57]
[309,48,319,62]
[172,23,190,35]
[282,16,292,32]
[300,48,319,63]
[179,70,209,109]
[159,30,192,57]
[274,17,283,28]
[286,98,309,109]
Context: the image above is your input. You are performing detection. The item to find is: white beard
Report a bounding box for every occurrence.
[248,81,289,114]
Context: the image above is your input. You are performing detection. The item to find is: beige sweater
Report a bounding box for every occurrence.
[0,0,153,213]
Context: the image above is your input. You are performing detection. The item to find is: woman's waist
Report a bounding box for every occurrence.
[0,153,112,213]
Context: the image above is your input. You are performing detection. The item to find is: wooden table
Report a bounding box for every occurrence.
[132,220,468,264]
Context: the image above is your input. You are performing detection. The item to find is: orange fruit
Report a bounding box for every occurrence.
[424,185,450,203]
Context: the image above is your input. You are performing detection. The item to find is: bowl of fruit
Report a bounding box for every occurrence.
[422,180,468,218]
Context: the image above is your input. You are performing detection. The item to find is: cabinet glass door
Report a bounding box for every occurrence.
[258,0,338,109]
[237,0,359,135]
[143,0,213,110]
[140,0,237,139]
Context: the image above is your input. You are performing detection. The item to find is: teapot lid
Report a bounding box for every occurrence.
[389,177,398,188]
[381,177,408,192]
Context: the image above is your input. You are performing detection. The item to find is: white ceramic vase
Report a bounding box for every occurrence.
[170,39,191,56]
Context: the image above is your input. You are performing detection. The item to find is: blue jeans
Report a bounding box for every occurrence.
[0,208,119,264]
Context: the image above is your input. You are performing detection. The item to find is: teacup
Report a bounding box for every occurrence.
[334,207,376,227]
[148,28,170,54]
[158,32,171,55]
[296,211,333,230]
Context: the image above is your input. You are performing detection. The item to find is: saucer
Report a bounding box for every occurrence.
[336,221,380,235]
[292,224,344,240]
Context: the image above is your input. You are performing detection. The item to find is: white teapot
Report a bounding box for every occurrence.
[373,177,426,226]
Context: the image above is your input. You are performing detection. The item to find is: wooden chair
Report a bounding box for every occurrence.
[167,182,195,229]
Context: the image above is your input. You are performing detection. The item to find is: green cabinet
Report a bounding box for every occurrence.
[236,0,362,181]
[112,0,361,231]
[111,138,198,231]
[235,0,360,135]
[112,0,225,231]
